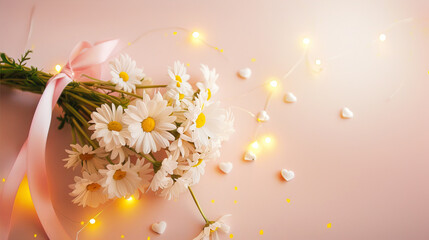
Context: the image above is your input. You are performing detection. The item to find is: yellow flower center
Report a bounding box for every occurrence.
[196,112,206,128]
[113,170,127,180]
[141,117,156,132]
[79,153,94,161]
[179,93,185,100]
[176,82,181,87]
[207,88,211,100]
[107,121,122,131]
[193,159,203,167]
[86,183,101,192]
[119,71,129,82]
[175,75,182,82]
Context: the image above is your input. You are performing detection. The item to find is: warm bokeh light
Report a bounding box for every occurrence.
[126,196,134,201]
[192,32,200,39]
[80,221,85,225]
[15,176,33,208]
[55,64,62,73]
[89,218,96,224]
[2,178,5,182]
[269,80,278,88]
[302,38,310,46]
[315,59,321,65]
[379,34,386,42]
[33,234,37,238]
[251,141,259,149]
[264,137,272,144]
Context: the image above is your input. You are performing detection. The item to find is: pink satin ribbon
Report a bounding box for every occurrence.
[0,39,119,240]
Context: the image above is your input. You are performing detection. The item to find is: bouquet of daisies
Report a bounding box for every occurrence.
[67,56,234,206]
[0,52,234,239]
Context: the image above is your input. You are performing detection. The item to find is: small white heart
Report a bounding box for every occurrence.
[257,110,270,122]
[281,169,295,181]
[244,150,256,161]
[284,92,297,103]
[152,221,167,234]
[219,162,233,174]
[238,68,252,79]
[341,107,354,119]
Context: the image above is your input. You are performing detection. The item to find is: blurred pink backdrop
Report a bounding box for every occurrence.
[1,0,429,239]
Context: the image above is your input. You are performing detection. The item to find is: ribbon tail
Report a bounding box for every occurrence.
[0,140,28,240]
[26,75,72,240]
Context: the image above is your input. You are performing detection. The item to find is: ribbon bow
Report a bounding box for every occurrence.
[0,39,119,240]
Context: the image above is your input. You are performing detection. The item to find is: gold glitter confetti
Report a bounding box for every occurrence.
[211,199,215,203]
[173,31,177,35]
[259,230,264,235]
[147,237,150,240]
[2,178,5,182]
[229,233,234,238]
[121,235,125,238]
[234,200,237,204]
[220,49,224,52]
[127,42,131,46]
[186,63,190,67]
[234,186,238,190]
[251,58,256,62]
[80,221,84,225]
[327,223,332,228]
[286,198,291,203]
[33,234,37,238]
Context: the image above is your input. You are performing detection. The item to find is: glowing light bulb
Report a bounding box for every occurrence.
[55,64,62,73]
[264,137,272,144]
[379,34,386,42]
[269,80,278,88]
[89,218,96,224]
[315,59,321,65]
[192,32,200,39]
[303,38,310,45]
[251,141,259,149]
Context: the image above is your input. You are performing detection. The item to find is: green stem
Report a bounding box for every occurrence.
[188,187,210,224]
[65,92,99,109]
[72,118,97,149]
[126,147,157,165]
[63,103,89,128]
[136,84,167,89]
[95,85,143,99]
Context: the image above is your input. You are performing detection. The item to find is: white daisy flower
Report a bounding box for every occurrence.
[148,154,179,191]
[196,64,219,101]
[181,152,207,185]
[159,177,189,200]
[110,54,145,93]
[169,126,194,158]
[193,214,232,240]
[167,61,193,94]
[185,94,232,148]
[99,160,141,199]
[63,144,107,174]
[149,170,172,192]
[123,92,176,154]
[89,103,130,156]
[69,172,108,208]
[133,158,154,199]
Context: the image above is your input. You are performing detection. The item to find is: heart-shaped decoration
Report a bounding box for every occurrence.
[244,150,256,161]
[281,169,295,181]
[257,110,270,122]
[238,68,252,79]
[152,221,167,234]
[219,162,233,174]
[341,107,354,119]
[284,92,297,103]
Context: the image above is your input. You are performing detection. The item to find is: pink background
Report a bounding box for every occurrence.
[1,0,429,239]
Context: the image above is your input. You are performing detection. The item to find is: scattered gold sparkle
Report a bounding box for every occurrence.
[286,198,291,203]
[173,31,177,35]
[251,58,256,62]
[211,199,215,203]
[233,200,237,204]
[229,234,234,238]
[234,186,237,191]
[259,230,264,235]
[327,223,332,228]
